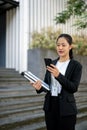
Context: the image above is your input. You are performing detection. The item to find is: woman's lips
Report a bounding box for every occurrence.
[58,51,64,54]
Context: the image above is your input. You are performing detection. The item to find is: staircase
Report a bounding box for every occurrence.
[0,68,29,86]
[75,83,87,122]
[0,68,46,130]
[0,68,87,130]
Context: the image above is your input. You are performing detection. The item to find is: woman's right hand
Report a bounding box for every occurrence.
[30,80,42,90]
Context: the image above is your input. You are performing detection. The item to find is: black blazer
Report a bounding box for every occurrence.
[37,58,82,116]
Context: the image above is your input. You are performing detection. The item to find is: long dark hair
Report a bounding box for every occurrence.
[56,34,73,59]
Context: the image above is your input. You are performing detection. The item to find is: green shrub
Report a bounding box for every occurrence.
[72,35,87,55]
[30,26,87,56]
[30,27,62,50]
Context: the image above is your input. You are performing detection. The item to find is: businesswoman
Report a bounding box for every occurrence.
[32,34,82,130]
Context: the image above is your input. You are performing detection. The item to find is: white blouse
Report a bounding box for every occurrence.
[50,60,70,96]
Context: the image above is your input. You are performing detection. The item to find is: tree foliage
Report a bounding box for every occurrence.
[54,0,87,29]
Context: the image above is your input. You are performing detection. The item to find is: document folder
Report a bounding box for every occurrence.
[21,71,50,91]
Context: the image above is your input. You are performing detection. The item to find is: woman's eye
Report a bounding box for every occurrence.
[57,44,66,47]
[62,44,66,47]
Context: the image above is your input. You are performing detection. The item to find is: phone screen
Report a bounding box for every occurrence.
[44,58,52,66]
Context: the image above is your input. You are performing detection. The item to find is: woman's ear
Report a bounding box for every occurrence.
[69,45,72,50]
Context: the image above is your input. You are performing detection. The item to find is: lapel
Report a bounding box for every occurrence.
[65,59,75,78]
[53,58,75,79]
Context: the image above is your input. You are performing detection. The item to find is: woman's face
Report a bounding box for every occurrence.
[56,37,72,58]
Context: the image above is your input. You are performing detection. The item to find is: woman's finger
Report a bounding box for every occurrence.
[32,80,42,90]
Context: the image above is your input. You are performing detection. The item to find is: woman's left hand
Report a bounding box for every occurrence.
[47,64,60,78]
[31,80,42,90]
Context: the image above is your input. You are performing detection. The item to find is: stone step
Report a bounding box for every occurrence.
[0,111,44,127]
[0,70,20,75]
[0,82,29,87]
[0,79,29,86]
[0,98,44,114]
[0,77,27,82]
[0,68,87,130]
[77,112,87,123]
[0,68,28,86]
[0,70,20,78]
[13,121,46,130]
[0,105,43,122]
[0,68,16,72]
[0,118,46,130]
[0,90,44,99]
[78,85,87,92]
[0,103,43,115]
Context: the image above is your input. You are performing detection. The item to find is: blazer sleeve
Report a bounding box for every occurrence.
[55,61,82,93]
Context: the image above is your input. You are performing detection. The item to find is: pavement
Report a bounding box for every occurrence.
[75,121,87,130]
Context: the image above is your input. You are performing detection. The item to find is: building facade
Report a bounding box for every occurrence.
[0,0,29,72]
[0,0,86,72]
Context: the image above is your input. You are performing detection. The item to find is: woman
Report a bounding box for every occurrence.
[32,34,82,130]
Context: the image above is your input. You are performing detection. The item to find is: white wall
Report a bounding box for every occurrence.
[6,0,29,73]
[5,0,87,72]
[28,0,87,45]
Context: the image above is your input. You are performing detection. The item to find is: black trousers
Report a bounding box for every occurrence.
[44,96,76,130]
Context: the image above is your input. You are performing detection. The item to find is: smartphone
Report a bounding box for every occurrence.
[44,58,52,67]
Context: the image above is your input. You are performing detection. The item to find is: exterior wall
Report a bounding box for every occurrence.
[28,49,87,83]
[28,0,87,46]
[6,0,29,72]
[5,0,87,72]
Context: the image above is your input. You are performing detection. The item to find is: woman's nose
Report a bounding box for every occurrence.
[59,45,63,49]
